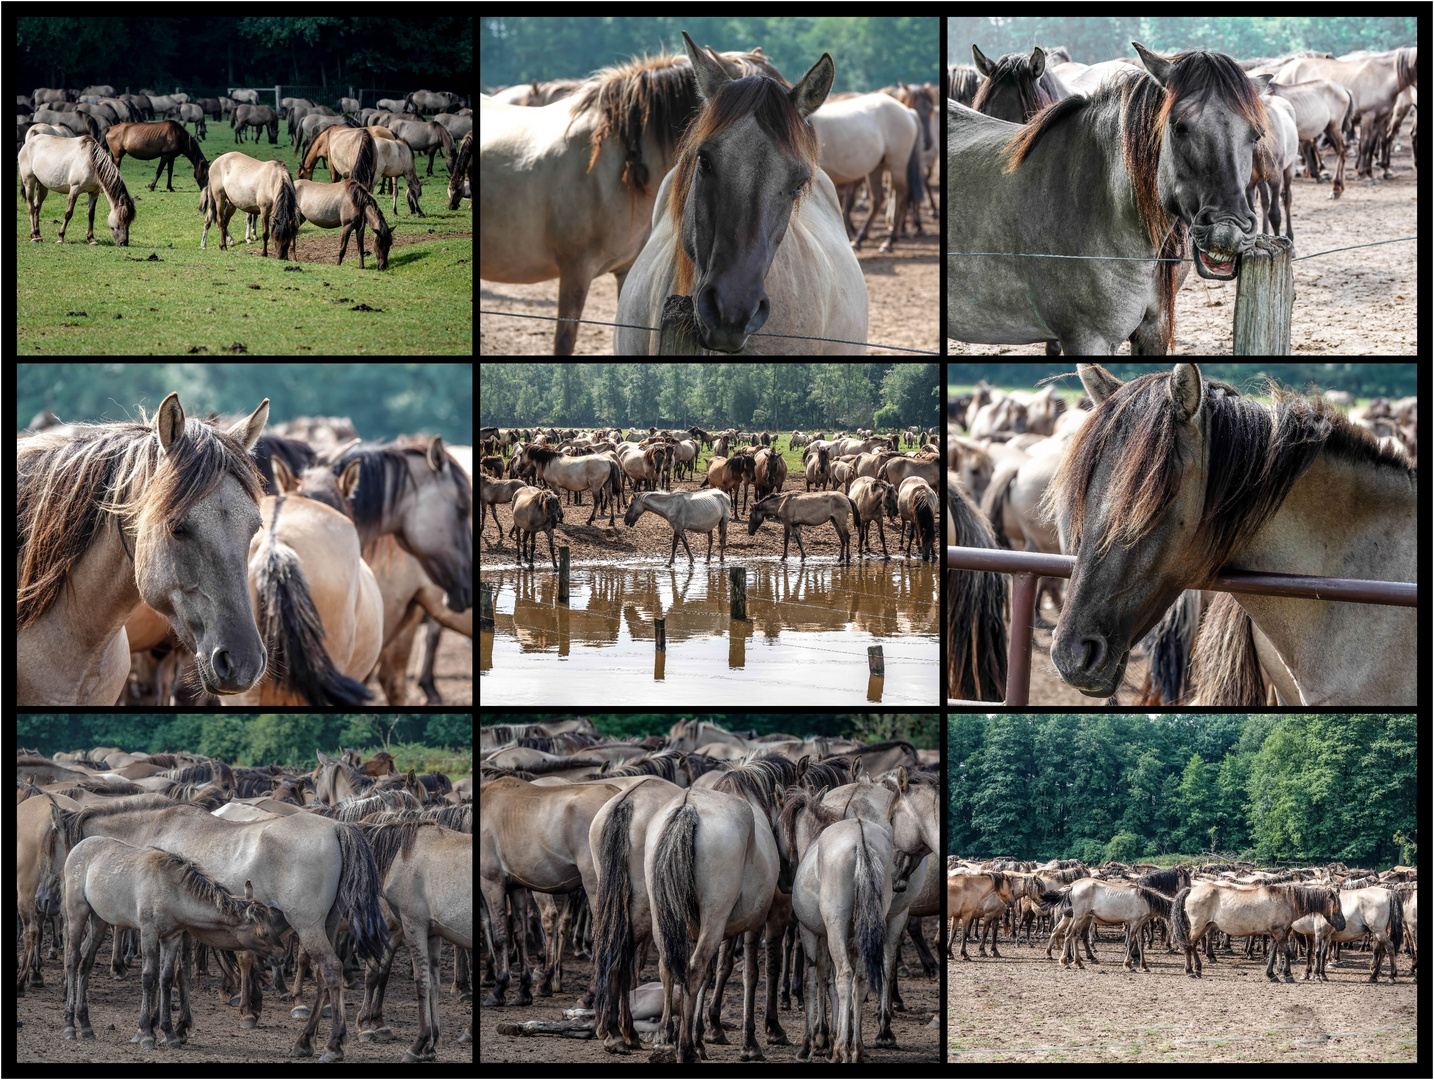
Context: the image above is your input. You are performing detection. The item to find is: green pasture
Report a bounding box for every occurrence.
[16,129,472,355]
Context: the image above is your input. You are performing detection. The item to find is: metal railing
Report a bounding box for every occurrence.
[945,546,1418,707]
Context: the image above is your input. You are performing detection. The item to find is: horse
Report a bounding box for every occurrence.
[19,134,135,245]
[1294,886,1404,982]
[482,46,789,355]
[1048,877,1175,970]
[512,487,564,568]
[1262,77,1352,196]
[225,455,382,706]
[232,103,279,144]
[17,395,268,704]
[1171,882,1347,981]
[49,796,388,1059]
[615,32,867,354]
[519,446,619,526]
[895,476,937,561]
[1250,89,1298,240]
[970,44,1070,123]
[201,152,299,259]
[382,116,455,176]
[848,476,898,557]
[60,836,289,1049]
[177,102,207,139]
[950,42,1267,354]
[623,489,731,566]
[810,90,924,253]
[1275,49,1417,181]
[479,476,529,541]
[748,491,860,563]
[448,130,472,209]
[294,177,392,269]
[1046,364,1417,704]
[104,119,210,192]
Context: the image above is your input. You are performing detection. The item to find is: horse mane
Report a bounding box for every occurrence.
[84,136,135,224]
[1047,370,1415,588]
[331,440,470,531]
[668,74,821,296]
[156,847,267,922]
[971,48,1063,119]
[17,404,262,629]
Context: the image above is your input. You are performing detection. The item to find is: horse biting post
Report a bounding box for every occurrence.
[1232,235,1294,354]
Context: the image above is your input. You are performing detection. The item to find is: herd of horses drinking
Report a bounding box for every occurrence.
[19,746,472,1060]
[16,395,473,706]
[18,88,473,267]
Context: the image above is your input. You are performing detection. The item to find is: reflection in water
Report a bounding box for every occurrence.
[480,558,938,705]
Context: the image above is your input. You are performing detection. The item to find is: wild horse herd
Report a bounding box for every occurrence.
[18,746,473,1061]
[480,718,941,1063]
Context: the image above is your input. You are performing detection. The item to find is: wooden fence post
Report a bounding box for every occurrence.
[1232,235,1293,355]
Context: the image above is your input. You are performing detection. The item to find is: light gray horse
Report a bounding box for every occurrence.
[949,42,1266,354]
[60,835,288,1049]
[623,489,731,565]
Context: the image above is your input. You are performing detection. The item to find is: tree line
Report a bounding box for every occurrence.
[946,362,1415,399]
[947,714,1416,868]
[483,713,939,747]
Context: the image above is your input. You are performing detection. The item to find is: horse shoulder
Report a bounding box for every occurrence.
[614,166,681,354]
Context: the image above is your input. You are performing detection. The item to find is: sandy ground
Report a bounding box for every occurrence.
[481,193,941,356]
[482,937,940,1063]
[16,926,472,1064]
[377,624,472,706]
[949,139,1418,355]
[948,938,1417,1062]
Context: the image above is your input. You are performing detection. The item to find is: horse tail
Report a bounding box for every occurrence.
[649,799,700,993]
[1169,886,1192,951]
[845,494,861,530]
[351,129,376,190]
[270,164,299,252]
[254,506,373,706]
[330,820,388,962]
[591,792,636,1039]
[904,124,924,210]
[978,464,1017,549]
[1189,592,1264,705]
[915,490,935,551]
[1387,888,1404,954]
[853,819,886,996]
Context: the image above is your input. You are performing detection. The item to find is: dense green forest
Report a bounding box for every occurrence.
[483,713,938,747]
[18,714,473,772]
[483,17,937,93]
[480,362,938,432]
[17,362,472,443]
[946,363,1416,399]
[947,715,1416,868]
[946,16,1415,64]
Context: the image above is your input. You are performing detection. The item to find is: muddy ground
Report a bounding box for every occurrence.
[482,940,940,1063]
[949,139,1418,355]
[16,926,472,1064]
[481,194,941,356]
[948,941,1417,1062]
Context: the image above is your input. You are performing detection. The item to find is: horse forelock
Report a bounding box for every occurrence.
[669,74,820,297]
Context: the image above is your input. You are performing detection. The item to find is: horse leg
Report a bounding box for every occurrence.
[25,180,48,241]
[555,265,593,356]
[738,928,765,1061]
[237,947,259,1028]
[56,188,82,243]
[678,529,695,565]
[338,222,353,266]
[170,936,193,1044]
[136,927,159,1049]
[667,529,680,568]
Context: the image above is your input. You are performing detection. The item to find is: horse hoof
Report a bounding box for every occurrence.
[402,1051,423,1063]
[141,1037,156,1049]
[740,1048,764,1061]
[63,1027,76,1040]
[603,1037,631,1055]
[240,1016,257,1029]
[319,1050,344,1063]
[291,1043,314,1058]
[291,1006,311,1019]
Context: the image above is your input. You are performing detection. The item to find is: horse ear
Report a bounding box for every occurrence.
[796,754,810,778]
[850,756,863,782]
[272,456,297,493]
[226,397,270,452]
[244,879,255,900]
[895,765,908,791]
[682,32,730,102]
[1132,42,1172,85]
[1168,364,1204,425]
[1077,364,1123,405]
[154,392,187,455]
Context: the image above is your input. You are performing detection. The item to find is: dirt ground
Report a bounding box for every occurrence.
[16,926,472,1064]
[482,940,940,1063]
[379,624,473,706]
[949,139,1418,355]
[480,193,942,356]
[948,941,1417,1062]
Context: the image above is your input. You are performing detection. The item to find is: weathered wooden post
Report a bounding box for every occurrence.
[654,617,666,652]
[557,545,570,602]
[659,295,718,355]
[1232,235,1293,355]
[730,567,747,620]
[867,645,884,675]
[479,581,494,631]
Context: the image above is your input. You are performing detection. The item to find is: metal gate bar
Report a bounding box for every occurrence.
[946,546,1416,707]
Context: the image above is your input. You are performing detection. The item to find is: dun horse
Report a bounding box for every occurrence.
[748,491,860,563]
[17,394,268,704]
[202,152,299,259]
[518,446,620,526]
[512,487,564,568]
[104,120,210,192]
[60,836,288,1049]
[294,177,393,269]
[623,489,732,566]
[1171,882,1346,981]
[19,134,135,245]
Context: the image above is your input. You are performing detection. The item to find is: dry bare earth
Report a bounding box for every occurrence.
[480,194,941,355]
[948,140,1417,355]
[16,926,472,1064]
[482,943,939,1063]
[948,941,1416,1063]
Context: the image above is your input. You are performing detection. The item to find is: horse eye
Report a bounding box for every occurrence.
[696,150,711,173]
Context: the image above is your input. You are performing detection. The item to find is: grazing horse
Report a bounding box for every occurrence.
[19,134,135,245]
[896,476,937,561]
[448,130,472,209]
[950,42,1266,353]
[104,120,210,192]
[294,178,392,269]
[623,489,731,565]
[60,836,288,1049]
[382,116,456,176]
[616,32,867,353]
[299,125,425,216]
[1047,364,1417,704]
[1171,883,1346,981]
[749,491,860,563]
[201,152,299,259]
[17,395,268,704]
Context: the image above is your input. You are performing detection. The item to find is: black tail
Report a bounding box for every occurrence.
[1169,886,1192,950]
[1388,889,1404,954]
[649,801,700,995]
[592,794,635,1039]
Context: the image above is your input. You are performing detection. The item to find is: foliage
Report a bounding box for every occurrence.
[946,362,1416,399]
[482,17,937,93]
[947,714,1416,868]
[480,362,938,431]
[481,713,937,747]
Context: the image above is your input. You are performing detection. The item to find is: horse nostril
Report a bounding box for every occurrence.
[1081,635,1107,673]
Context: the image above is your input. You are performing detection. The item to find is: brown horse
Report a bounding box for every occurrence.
[104,120,210,192]
[294,178,392,270]
[201,151,299,259]
[747,491,860,563]
[700,453,756,518]
[448,131,472,210]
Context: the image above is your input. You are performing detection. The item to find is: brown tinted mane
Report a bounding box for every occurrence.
[669,75,821,295]
[158,847,256,920]
[1049,371,1416,586]
[17,408,263,630]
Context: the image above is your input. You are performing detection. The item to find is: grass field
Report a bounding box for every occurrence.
[17,127,472,355]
